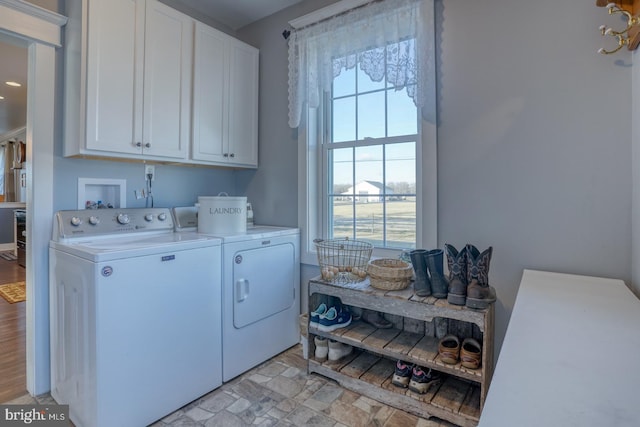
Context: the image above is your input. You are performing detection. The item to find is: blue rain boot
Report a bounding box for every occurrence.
[410,249,431,297]
[425,249,448,299]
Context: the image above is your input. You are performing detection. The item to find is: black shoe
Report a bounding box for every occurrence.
[408,367,441,394]
[391,360,412,388]
[362,309,393,329]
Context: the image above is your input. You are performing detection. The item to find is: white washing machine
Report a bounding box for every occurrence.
[173,207,300,382]
[49,208,222,427]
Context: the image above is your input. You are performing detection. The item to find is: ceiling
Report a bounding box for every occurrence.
[0,0,307,137]
[172,0,305,31]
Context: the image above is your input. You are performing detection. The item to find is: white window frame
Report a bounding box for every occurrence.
[298,97,437,266]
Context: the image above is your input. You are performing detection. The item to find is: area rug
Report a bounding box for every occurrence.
[0,281,26,304]
[0,251,17,261]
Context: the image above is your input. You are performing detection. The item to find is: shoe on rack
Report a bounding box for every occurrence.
[361,309,393,329]
[460,338,482,369]
[314,336,328,362]
[317,306,352,332]
[392,360,413,388]
[408,367,442,394]
[438,334,460,365]
[465,245,497,310]
[445,244,467,306]
[310,303,328,328]
[328,340,353,361]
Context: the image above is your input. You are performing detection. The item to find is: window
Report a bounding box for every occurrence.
[326,47,418,250]
[290,0,436,264]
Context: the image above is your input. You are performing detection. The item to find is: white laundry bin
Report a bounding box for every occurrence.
[197,195,247,234]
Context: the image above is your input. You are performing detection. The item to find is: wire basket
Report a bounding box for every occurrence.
[314,238,373,283]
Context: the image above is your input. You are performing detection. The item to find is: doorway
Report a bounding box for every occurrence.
[0,1,65,398]
[0,35,28,402]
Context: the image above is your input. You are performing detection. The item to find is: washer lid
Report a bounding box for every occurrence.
[50,231,221,262]
[209,225,300,243]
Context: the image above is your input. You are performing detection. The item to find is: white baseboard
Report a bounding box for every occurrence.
[0,243,15,252]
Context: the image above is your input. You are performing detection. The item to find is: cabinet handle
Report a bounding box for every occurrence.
[230,153,235,158]
[223,153,229,157]
[135,142,142,147]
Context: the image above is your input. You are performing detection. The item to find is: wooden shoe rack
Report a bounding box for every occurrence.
[306,277,494,427]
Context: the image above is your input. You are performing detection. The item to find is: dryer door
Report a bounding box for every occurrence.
[232,242,295,328]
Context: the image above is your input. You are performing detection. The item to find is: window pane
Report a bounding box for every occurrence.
[386,142,416,191]
[357,91,385,139]
[331,148,353,195]
[332,96,356,142]
[331,196,354,239]
[333,65,355,98]
[387,87,417,136]
[385,196,416,249]
[355,145,383,186]
[355,202,384,247]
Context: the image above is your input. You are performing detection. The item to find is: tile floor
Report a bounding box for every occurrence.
[5,345,457,427]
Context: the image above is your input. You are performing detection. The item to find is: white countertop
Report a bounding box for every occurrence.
[0,202,26,209]
[479,269,640,427]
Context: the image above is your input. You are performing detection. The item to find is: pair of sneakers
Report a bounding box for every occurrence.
[314,336,353,362]
[392,360,442,394]
[309,303,352,332]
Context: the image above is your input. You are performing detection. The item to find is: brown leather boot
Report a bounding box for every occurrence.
[465,245,496,309]
[445,244,467,305]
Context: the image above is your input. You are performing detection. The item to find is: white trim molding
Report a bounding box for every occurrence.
[289,0,371,29]
[0,0,67,47]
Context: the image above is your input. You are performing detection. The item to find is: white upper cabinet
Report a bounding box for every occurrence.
[64,0,258,167]
[65,0,192,160]
[192,22,258,168]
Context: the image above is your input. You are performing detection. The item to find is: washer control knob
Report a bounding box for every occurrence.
[88,216,100,225]
[144,214,154,222]
[116,213,130,225]
[158,213,167,221]
[70,216,82,226]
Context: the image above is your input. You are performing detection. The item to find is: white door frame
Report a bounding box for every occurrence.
[0,0,66,396]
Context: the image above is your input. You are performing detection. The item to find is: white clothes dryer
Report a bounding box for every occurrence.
[50,208,222,427]
[173,207,300,382]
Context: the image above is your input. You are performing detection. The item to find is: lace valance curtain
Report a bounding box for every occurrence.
[287,0,434,128]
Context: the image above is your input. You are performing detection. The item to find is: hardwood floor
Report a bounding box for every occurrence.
[0,256,26,403]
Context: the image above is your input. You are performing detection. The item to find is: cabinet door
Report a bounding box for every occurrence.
[227,39,259,167]
[85,0,144,155]
[142,0,192,159]
[191,22,227,163]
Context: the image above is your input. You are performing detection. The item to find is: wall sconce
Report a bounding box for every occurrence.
[598,2,640,54]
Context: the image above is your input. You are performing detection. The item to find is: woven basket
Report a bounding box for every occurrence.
[367,258,413,290]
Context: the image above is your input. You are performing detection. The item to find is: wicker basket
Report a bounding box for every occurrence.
[367,258,413,290]
[314,238,373,283]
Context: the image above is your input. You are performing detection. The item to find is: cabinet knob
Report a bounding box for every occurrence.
[230,153,235,158]
[223,153,229,157]
[135,142,142,147]
[144,143,151,148]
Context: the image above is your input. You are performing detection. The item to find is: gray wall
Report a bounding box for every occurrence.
[53,158,239,212]
[238,0,633,357]
[633,50,640,297]
[235,0,340,228]
[0,208,16,244]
